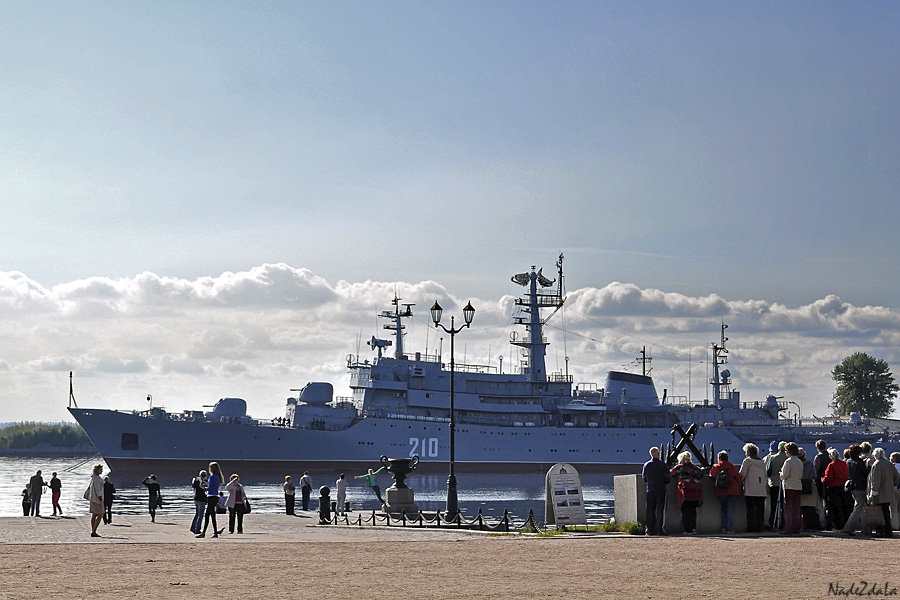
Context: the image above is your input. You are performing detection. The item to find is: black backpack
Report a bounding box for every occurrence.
[715,468,731,490]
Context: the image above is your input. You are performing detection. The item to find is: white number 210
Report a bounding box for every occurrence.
[409,437,439,458]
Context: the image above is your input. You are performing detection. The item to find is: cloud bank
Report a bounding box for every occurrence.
[1,264,898,422]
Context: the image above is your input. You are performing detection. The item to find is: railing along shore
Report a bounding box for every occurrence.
[325,508,544,533]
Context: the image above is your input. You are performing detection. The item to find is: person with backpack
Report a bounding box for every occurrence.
[709,450,742,533]
[671,451,704,534]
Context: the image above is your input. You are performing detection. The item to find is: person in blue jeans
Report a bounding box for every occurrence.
[641,446,670,535]
[198,461,224,538]
[709,450,742,533]
[190,470,208,534]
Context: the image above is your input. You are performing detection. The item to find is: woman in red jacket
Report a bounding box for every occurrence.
[821,447,850,530]
[671,452,704,534]
[709,450,742,533]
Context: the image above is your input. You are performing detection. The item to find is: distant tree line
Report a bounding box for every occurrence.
[0,422,90,449]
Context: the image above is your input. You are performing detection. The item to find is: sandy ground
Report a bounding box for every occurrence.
[0,514,896,600]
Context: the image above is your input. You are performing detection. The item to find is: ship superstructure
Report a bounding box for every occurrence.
[69,256,899,481]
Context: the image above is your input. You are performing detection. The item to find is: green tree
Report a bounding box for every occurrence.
[831,352,898,418]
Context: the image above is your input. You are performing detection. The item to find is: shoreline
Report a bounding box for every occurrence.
[0,447,96,456]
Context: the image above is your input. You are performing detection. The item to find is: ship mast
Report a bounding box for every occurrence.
[68,371,77,408]
[379,294,413,359]
[638,346,652,377]
[510,253,566,383]
[710,322,730,404]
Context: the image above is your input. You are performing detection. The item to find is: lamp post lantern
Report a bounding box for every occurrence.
[430,300,474,520]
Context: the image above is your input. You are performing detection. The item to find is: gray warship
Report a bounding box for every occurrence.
[69,255,900,480]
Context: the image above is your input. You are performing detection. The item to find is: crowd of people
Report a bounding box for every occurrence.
[642,440,900,536]
[71,461,387,538]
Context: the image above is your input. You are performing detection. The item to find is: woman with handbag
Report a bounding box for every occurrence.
[86,464,104,537]
[225,473,247,534]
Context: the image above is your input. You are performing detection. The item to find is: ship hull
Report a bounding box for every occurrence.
[72,407,754,484]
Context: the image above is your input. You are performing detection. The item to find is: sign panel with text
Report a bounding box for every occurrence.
[544,463,587,526]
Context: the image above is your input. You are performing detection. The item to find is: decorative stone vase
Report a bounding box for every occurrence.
[380,454,420,489]
[379,455,420,515]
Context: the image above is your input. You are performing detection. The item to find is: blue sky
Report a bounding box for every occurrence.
[2,3,900,421]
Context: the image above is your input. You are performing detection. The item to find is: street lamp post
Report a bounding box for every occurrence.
[789,401,801,425]
[430,299,475,520]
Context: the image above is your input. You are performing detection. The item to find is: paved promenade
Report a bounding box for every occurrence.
[1,513,896,600]
[0,512,475,544]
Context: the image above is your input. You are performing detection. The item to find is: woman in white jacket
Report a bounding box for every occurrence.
[780,442,804,534]
[739,443,767,532]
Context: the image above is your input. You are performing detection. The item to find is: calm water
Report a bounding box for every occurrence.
[1,456,615,526]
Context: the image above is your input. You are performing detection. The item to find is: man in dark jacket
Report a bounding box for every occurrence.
[28,470,46,516]
[642,447,671,535]
[103,477,116,524]
[813,439,832,528]
[841,445,871,536]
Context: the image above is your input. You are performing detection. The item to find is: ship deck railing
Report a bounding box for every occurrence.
[434,362,496,374]
[360,410,550,428]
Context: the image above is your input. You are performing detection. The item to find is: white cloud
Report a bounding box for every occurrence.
[1,264,899,422]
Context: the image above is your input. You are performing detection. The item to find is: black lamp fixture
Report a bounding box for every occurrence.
[430,299,475,520]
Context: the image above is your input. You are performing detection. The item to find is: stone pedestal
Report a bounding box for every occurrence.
[616,472,825,534]
[613,474,643,525]
[383,486,418,515]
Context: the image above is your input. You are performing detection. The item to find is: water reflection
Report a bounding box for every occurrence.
[1,456,615,525]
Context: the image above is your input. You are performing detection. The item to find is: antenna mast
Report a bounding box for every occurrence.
[638,346,653,377]
[68,371,78,408]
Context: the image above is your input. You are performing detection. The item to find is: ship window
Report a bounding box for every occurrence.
[121,433,139,450]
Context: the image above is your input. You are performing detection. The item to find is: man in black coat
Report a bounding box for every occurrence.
[28,470,46,516]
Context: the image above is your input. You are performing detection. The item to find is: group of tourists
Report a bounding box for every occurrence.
[281,471,313,514]
[80,460,252,539]
[190,462,250,538]
[280,467,383,516]
[21,470,64,517]
[642,439,900,536]
[68,459,396,537]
